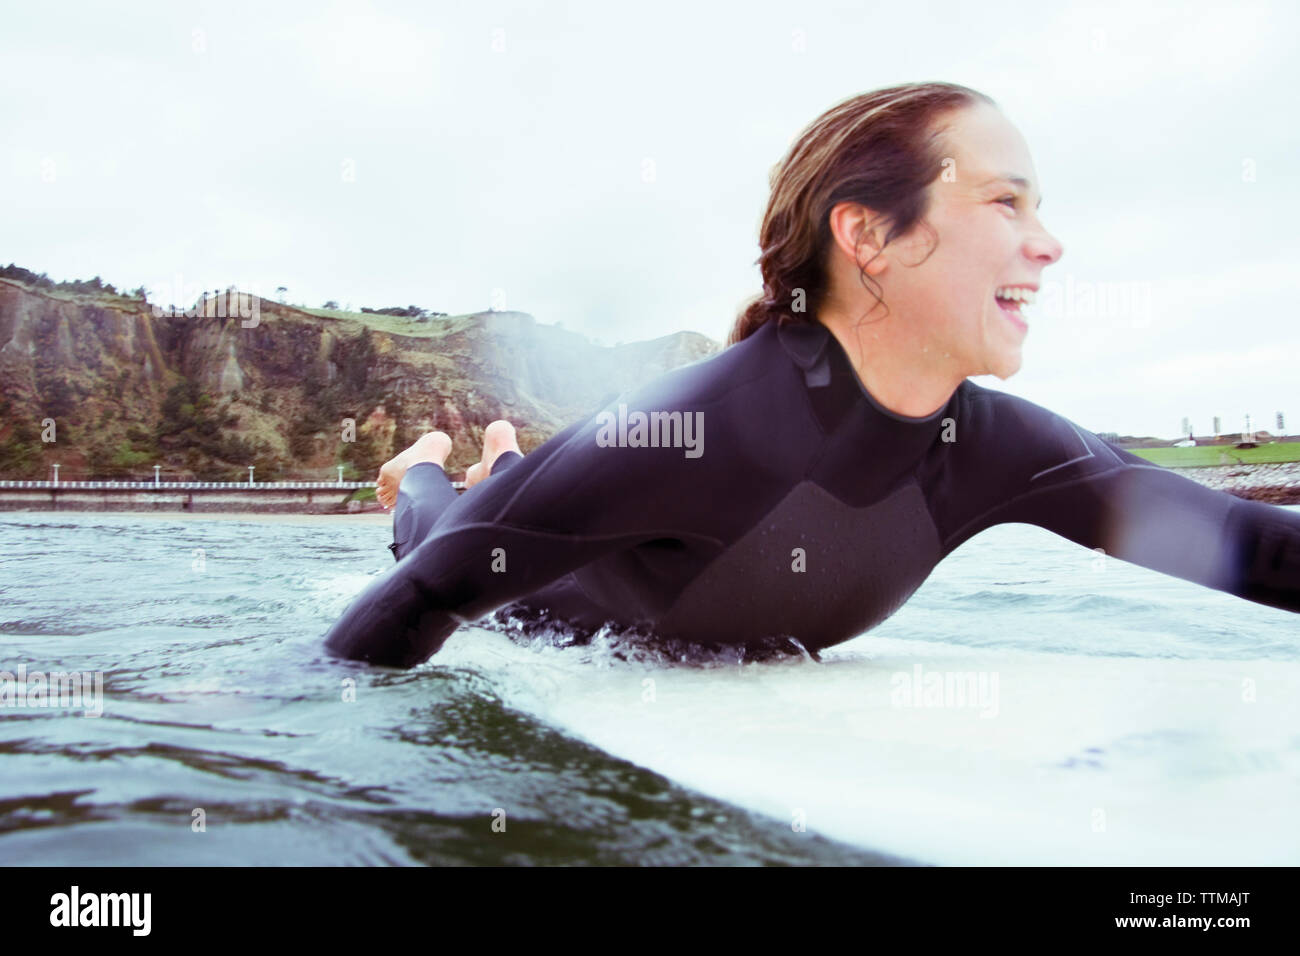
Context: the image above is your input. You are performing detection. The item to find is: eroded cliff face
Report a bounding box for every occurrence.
[0,280,168,399]
[0,278,720,480]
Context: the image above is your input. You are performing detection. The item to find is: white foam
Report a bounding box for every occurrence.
[438,628,1300,865]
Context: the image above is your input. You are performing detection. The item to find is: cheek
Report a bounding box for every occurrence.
[933,227,992,278]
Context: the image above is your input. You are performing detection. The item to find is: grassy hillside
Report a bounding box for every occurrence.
[300,306,479,339]
[1128,443,1300,467]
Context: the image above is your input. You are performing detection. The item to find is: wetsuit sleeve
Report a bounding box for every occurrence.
[323,408,722,667]
[943,389,1300,615]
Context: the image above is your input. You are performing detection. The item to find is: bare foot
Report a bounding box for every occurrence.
[375,431,452,509]
[464,420,520,489]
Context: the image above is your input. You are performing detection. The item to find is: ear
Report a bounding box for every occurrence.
[827,201,890,276]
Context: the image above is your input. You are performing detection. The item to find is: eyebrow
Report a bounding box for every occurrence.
[981,174,1043,209]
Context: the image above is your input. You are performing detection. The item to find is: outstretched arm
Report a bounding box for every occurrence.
[943,388,1300,614]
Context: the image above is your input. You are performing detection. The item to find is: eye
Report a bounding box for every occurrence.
[997,195,1018,208]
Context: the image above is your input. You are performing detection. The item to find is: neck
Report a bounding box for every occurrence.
[816,307,962,419]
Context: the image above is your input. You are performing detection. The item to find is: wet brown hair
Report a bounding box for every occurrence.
[728,81,998,345]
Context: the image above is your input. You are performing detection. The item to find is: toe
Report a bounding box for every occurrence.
[481,420,520,467]
[483,420,516,447]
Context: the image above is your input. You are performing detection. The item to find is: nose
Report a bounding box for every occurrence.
[1027,222,1064,265]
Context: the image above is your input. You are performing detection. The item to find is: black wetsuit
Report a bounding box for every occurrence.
[323,318,1300,667]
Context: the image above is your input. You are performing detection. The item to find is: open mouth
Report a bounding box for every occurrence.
[994,290,1031,332]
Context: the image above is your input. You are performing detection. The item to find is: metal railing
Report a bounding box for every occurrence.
[0,480,378,490]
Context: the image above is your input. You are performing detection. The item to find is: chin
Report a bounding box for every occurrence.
[987,349,1023,380]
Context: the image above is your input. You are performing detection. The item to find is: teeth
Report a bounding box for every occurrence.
[995,287,1035,304]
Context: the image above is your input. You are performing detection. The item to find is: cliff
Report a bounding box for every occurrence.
[0,276,720,480]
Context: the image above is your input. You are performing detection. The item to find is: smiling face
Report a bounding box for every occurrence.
[860,101,1065,380]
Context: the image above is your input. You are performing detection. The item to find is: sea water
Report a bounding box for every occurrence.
[1,508,1296,865]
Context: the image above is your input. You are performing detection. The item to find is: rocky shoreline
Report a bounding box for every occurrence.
[1167,462,1300,505]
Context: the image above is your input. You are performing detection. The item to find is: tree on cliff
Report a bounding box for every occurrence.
[338,423,387,477]
[0,397,43,478]
[154,379,280,476]
[290,327,383,470]
[42,378,77,419]
[84,437,152,477]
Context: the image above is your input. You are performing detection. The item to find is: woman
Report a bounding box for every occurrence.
[326,81,1300,668]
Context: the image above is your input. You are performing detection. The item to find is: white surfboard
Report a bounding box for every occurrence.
[437,626,1300,866]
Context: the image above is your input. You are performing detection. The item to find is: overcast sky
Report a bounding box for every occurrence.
[3,0,1296,438]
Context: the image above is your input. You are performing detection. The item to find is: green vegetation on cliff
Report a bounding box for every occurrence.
[1,262,146,300]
